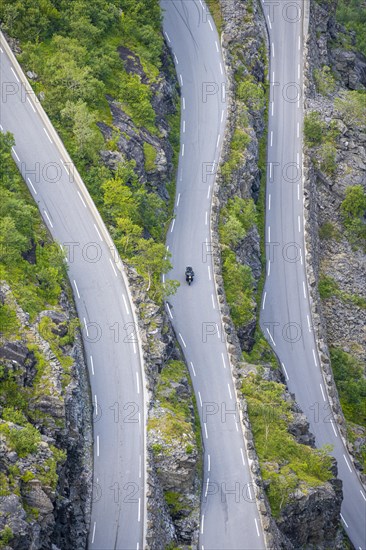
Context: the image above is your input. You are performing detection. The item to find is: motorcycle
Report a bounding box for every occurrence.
[185,266,194,285]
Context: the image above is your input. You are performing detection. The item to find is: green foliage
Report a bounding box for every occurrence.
[165,491,186,518]
[8,424,41,457]
[319,143,337,176]
[221,126,251,182]
[334,90,366,129]
[314,65,336,96]
[304,111,324,145]
[118,73,156,132]
[319,274,339,299]
[319,221,339,241]
[340,185,366,249]
[222,249,255,327]
[0,133,66,320]
[237,75,266,111]
[336,0,366,56]
[330,348,366,426]
[219,197,257,248]
[219,197,257,328]
[205,0,223,34]
[143,142,157,172]
[0,526,13,546]
[242,373,333,517]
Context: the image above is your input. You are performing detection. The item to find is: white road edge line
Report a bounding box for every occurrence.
[91,522,96,544]
[176,193,181,206]
[255,518,260,537]
[204,423,208,439]
[360,490,366,502]
[208,19,213,31]
[320,383,326,401]
[240,448,245,465]
[122,294,130,315]
[227,383,232,399]
[201,514,205,534]
[179,333,187,348]
[164,31,171,43]
[138,498,141,522]
[208,265,211,281]
[267,14,272,29]
[262,291,267,310]
[205,478,210,498]
[208,454,211,472]
[136,372,140,395]
[312,348,317,367]
[221,352,226,369]
[26,96,36,113]
[93,223,103,241]
[166,302,173,319]
[190,361,196,377]
[109,258,117,277]
[96,435,100,457]
[282,362,289,381]
[44,210,53,228]
[12,147,20,162]
[27,177,37,195]
[73,280,80,299]
[266,327,276,347]
[343,454,352,473]
[11,66,19,82]
[330,418,338,437]
[77,190,87,208]
[94,394,98,415]
[303,281,307,299]
[90,355,95,376]
[43,127,53,143]
[211,294,215,310]
[170,218,175,233]
[83,318,89,337]
[340,514,349,529]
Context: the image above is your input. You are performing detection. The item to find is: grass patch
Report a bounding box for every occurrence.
[336,0,366,56]
[205,0,223,34]
[143,142,157,172]
[330,348,366,426]
[242,373,334,517]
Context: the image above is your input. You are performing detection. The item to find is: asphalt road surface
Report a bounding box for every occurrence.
[259,2,366,548]
[162,1,266,548]
[0,33,146,550]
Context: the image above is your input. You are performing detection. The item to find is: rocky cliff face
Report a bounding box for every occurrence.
[304,0,366,479]
[0,283,92,549]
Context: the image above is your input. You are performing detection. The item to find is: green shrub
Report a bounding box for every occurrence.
[143,142,157,172]
[319,221,339,240]
[340,185,366,249]
[318,274,339,299]
[334,90,366,129]
[237,76,266,111]
[220,197,257,248]
[304,111,324,145]
[222,249,255,327]
[336,0,366,56]
[8,424,41,457]
[319,143,337,175]
[0,526,13,546]
[314,65,336,96]
[330,348,366,425]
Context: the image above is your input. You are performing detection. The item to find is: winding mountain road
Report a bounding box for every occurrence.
[162,1,266,548]
[0,32,146,550]
[260,2,366,549]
